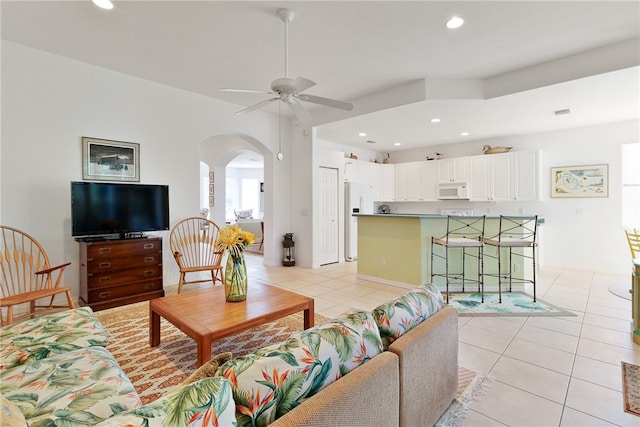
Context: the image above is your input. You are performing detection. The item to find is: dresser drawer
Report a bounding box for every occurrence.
[86,253,161,273]
[87,279,163,303]
[86,239,161,259]
[87,265,162,288]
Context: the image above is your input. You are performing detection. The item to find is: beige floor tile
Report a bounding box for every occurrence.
[458,409,508,426]
[458,324,515,354]
[489,356,570,403]
[471,380,563,427]
[585,303,632,321]
[559,407,619,427]
[516,324,579,353]
[583,312,634,334]
[458,342,501,374]
[565,378,639,426]
[576,337,640,365]
[571,355,622,392]
[465,317,524,337]
[503,338,575,375]
[580,323,637,349]
[524,316,582,336]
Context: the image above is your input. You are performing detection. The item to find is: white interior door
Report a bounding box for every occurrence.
[318,167,339,265]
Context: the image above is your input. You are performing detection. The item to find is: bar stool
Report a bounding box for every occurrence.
[431,215,486,303]
[483,215,538,303]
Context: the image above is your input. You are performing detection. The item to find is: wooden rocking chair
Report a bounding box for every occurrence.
[0,225,74,325]
[170,217,225,293]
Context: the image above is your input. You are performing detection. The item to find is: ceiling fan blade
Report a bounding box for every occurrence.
[221,88,274,95]
[298,94,354,111]
[288,100,312,123]
[290,77,316,93]
[236,97,279,115]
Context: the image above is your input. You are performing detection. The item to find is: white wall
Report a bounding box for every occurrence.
[389,120,640,275]
[1,41,288,296]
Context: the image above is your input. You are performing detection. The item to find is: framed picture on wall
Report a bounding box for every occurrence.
[550,164,608,198]
[82,137,140,182]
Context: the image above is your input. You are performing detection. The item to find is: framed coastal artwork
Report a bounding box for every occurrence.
[550,164,608,198]
[82,137,140,182]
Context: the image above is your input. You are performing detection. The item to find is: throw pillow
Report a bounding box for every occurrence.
[179,352,232,387]
[216,309,383,427]
[94,377,236,427]
[371,283,445,349]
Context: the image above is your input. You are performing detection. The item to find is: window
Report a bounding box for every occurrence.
[622,142,640,228]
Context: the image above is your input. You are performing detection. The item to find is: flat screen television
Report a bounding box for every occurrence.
[71,181,169,240]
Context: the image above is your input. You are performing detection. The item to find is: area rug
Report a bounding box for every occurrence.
[447,292,576,317]
[622,361,640,416]
[97,301,486,414]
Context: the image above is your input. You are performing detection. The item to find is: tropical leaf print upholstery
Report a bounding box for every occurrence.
[0,307,108,370]
[1,395,26,426]
[216,309,383,426]
[94,377,237,427]
[0,346,140,426]
[371,283,445,349]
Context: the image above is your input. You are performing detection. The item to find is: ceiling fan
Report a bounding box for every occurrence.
[221,8,354,123]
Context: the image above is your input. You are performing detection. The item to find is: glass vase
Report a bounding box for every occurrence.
[224,253,247,302]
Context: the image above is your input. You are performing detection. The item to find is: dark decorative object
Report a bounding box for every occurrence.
[282,233,296,266]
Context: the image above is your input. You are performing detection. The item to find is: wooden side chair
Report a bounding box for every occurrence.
[0,225,74,325]
[625,228,640,259]
[170,217,224,293]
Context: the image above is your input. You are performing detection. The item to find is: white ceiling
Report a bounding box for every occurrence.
[2,1,639,153]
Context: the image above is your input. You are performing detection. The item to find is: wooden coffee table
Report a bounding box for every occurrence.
[149,281,315,367]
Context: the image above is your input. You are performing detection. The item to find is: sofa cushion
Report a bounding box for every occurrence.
[94,377,236,427]
[1,395,26,426]
[0,346,140,426]
[371,283,445,349]
[0,307,108,370]
[179,352,232,387]
[216,309,383,427]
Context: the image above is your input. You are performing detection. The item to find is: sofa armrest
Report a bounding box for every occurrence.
[271,351,400,427]
[388,306,458,427]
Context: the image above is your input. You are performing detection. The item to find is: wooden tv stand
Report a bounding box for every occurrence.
[79,236,164,310]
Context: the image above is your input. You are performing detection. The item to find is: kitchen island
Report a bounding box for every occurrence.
[354,213,538,291]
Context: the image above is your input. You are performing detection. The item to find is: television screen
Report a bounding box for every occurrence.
[71,181,169,238]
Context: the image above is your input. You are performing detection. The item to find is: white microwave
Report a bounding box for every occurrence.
[438,183,469,200]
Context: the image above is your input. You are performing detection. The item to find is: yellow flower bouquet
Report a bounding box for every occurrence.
[215,225,256,302]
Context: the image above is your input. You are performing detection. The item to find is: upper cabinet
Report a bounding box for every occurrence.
[468,151,539,201]
[437,158,469,183]
[378,163,395,201]
[394,161,437,201]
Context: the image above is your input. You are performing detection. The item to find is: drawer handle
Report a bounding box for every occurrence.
[144,270,155,277]
[99,262,111,269]
[99,276,111,283]
[144,257,155,263]
[144,243,154,250]
[98,247,111,254]
[144,283,155,290]
[99,291,111,299]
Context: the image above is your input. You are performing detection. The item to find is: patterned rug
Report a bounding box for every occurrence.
[97,301,486,420]
[447,292,576,317]
[622,361,640,416]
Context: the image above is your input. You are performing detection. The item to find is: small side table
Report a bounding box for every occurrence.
[632,259,640,345]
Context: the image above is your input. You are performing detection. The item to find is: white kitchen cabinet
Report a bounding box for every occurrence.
[421,161,438,200]
[394,162,410,201]
[394,161,437,201]
[469,151,538,201]
[437,158,469,183]
[378,163,395,201]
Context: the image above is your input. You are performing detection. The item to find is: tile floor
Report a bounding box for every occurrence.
[243,253,640,427]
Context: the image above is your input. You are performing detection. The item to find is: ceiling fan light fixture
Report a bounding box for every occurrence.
[446,16,464,29]
[92,0,113,10]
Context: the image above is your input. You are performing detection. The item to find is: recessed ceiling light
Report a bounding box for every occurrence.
[431,118,441,123]
[92,0,114,9]
[554,109,571,115]
[446,16,464,29]
[358,132,367,137]
[460,132,469,136]
[394,142,401,146]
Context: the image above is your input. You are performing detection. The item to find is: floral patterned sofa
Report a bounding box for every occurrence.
[1,284,458,427]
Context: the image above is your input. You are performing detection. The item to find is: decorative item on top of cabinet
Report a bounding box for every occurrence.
[79,237,164,310]
[383,153,390,164]
[483,145,512,155]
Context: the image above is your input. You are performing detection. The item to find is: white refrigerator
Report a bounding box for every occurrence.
[345,181,374,261]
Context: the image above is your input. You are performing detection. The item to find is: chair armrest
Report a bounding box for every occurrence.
[35,262,71,288]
